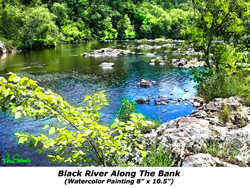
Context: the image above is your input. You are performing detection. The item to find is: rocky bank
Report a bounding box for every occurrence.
[136,96,250,167]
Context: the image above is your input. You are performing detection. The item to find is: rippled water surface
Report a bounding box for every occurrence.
[0,41,197,166]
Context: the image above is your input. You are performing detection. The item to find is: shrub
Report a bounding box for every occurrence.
[190,67,241,103]
[117,97,136,122]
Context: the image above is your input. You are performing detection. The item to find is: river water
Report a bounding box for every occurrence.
[0,41,197,166]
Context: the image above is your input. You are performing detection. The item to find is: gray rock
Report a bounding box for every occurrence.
[135,98,150,104]
[0,40,7,54]
[182,153,239,167]
[137,79,152,88]
[82,48,134,57]
[99,62,115,67]
[189,110,208,118]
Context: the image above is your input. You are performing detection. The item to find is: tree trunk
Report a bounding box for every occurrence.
[205,50,211,68]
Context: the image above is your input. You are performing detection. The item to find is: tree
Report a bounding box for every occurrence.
[51,2,69,29]
[20,5,59,48]
[0,5,23,41]
[117,14,137,39]
[61,19,91,42]
[100,17,117,41]
[182,0,247,68]
[0,73,148,166]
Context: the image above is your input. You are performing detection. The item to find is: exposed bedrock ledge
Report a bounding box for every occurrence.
[138,96,250,167]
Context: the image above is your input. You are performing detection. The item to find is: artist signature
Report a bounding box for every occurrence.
[2,153,31,165]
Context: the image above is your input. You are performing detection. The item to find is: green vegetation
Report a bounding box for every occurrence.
[0,73,150,166]
[0,0,193,49]
[190,67,240,103]
[190,65,250,104]
[117,97,136,122]
[117,97,161,132]
[141,143,174,167]
[218,104,232,125]
[203,139,240,164]
[184,0,250,104]
[182,0,249,68]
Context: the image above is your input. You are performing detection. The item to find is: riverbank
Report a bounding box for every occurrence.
[135,96,250,167]
[0,39,182,54]
[0,40,22,54]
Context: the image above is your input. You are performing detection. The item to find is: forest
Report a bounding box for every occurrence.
[0,0,192,49]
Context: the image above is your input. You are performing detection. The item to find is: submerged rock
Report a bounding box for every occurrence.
[135,98,150,104]
[154,97,172,105]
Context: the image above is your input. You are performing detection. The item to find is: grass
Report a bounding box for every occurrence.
[203,139,242,165]
[218,104,232,125]
[141,143,174,167]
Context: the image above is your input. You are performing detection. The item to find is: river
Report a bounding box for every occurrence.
[0,40,197,166]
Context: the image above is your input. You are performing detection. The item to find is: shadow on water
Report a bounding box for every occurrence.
[0,41,197,166]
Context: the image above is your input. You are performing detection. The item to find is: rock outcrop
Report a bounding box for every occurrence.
[182,153,238,167]
[82,48,136,57]
[170,57,206,68]
[0,40,7,54]
[139,96,250,167]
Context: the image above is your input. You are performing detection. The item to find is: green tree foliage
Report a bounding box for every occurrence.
[0,5,58,49]
[20,6,59,48]
[51,2,69,28]
[0,0,193,48]
[61,19,91,42]
[169,9,194,39]
[100,17,117,41]
[0,5,23,41]
[0,73,148,166]
[136,3,172,39]
[182,0,248,68]
[117,14,137,39]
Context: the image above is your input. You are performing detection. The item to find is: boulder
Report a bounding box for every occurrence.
[0,40,7,54]
[155,97,172,105]
[171,59,179,64]
[82,48,135,57]
[189,110,208,119]
[201,97,244,112]
[194,97,205,106]
[149,59,156,63]
[99,62,114,67]
[137,79,152,88]
[135,98,150,104]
